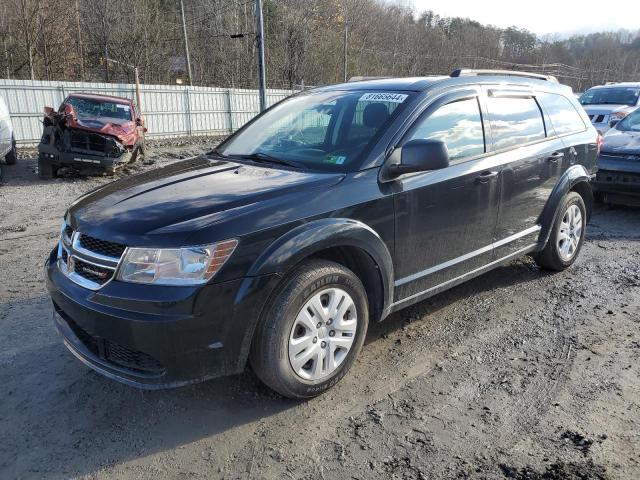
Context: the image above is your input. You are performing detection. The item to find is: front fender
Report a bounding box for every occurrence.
[246,218,394,317]
[539,164,592,245]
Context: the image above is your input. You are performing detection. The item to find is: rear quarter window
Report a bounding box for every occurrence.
[487,97,545,150]
[539,93,586,135]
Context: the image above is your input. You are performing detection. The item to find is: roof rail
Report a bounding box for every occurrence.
[450,69,558,83]
[348,76,391,82]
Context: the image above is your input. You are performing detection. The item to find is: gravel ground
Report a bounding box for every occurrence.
[0,141,639,479]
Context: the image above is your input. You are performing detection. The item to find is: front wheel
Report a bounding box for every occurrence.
[534,191,586,271]
[250,260,369,399]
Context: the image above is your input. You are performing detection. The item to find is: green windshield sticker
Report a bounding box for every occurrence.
[325,155,347,165]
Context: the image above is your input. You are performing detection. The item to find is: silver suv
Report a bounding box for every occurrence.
[0,95,17,180]
[579,82,640,134]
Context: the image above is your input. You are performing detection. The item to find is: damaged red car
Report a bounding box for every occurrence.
[38,93,146,178]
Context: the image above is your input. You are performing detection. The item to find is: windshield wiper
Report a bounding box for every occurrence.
[230,152,304,169]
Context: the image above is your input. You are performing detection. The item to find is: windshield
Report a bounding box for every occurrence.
[616,108,640,132]
[579,87,640,106]
[64,97,133,121]
[216,90,413,172]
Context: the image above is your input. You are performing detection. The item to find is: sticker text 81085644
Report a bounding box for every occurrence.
[359,92,408,103]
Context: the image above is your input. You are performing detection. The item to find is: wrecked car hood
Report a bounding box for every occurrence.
[65,115,138,146]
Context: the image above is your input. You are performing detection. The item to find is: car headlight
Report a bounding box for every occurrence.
[116,239,238,285]
[610,111,629,120]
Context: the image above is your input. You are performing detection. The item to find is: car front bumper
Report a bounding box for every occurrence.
[38,143,131,174]
[593,154,640,206]
[45,248,279,389]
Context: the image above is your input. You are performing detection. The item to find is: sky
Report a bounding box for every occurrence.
[408,0,639,36]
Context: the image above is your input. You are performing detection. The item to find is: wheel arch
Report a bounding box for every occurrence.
[539,164,592,246]
[246,218,394,322]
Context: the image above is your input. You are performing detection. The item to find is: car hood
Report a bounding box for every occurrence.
[66,115,137,146]
[582,104,636,116]
[602,128,640,154]
[67,155,344,246]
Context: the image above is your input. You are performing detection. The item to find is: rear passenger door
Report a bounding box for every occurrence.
[393,89,501,303]
[485,89,566,258]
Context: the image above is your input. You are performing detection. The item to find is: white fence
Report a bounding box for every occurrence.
[0,79,296,145]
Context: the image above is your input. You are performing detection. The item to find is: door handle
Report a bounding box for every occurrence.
[547,151,564,163]
[475,171,498,184]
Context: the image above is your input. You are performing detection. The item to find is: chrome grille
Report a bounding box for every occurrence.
[78,234,126,258]
[58,221,126,290]
[72,258,113,285]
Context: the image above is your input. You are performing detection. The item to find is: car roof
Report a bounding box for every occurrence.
[313,75,571,94]
[66,93,133,105]
[314,77,449,92]
[588,82,640,89]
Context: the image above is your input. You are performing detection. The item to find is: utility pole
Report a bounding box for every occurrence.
[3,38,9,79]
[101,3,109,82]
[75,0,84,80]
[343,21,348,82]
[100,57,143,123]
[180,0,193,86]
[255,0,267,112]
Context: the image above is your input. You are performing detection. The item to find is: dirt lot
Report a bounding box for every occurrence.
[1,142,639,480]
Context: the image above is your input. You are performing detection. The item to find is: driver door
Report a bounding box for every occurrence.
[392,89,501,304]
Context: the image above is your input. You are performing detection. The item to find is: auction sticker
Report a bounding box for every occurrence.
[360,92,408,103]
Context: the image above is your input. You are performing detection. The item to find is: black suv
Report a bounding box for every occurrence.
[46,70,598,399]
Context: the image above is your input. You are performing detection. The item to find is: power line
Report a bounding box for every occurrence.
[184,0,254,28]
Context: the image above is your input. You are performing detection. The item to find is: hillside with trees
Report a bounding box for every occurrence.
[1,0,639,90]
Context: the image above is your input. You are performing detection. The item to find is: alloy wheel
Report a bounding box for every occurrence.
[557,204,582,261]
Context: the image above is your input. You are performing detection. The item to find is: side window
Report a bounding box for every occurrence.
[539,93,586,135]
[407,98,485,161]
[486,97,545,150]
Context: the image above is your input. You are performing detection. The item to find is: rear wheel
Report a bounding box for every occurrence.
[250,260,369,399]
[5,135,17,165]
[534,191,586,271]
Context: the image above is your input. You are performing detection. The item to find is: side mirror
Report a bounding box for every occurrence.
[389,139,450,175]
[609,119,620,128]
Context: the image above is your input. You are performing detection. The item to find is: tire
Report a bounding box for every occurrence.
[5,135,17,165]
[250,259,369,399]
[534,191,586,271]
[37,158,56,179]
